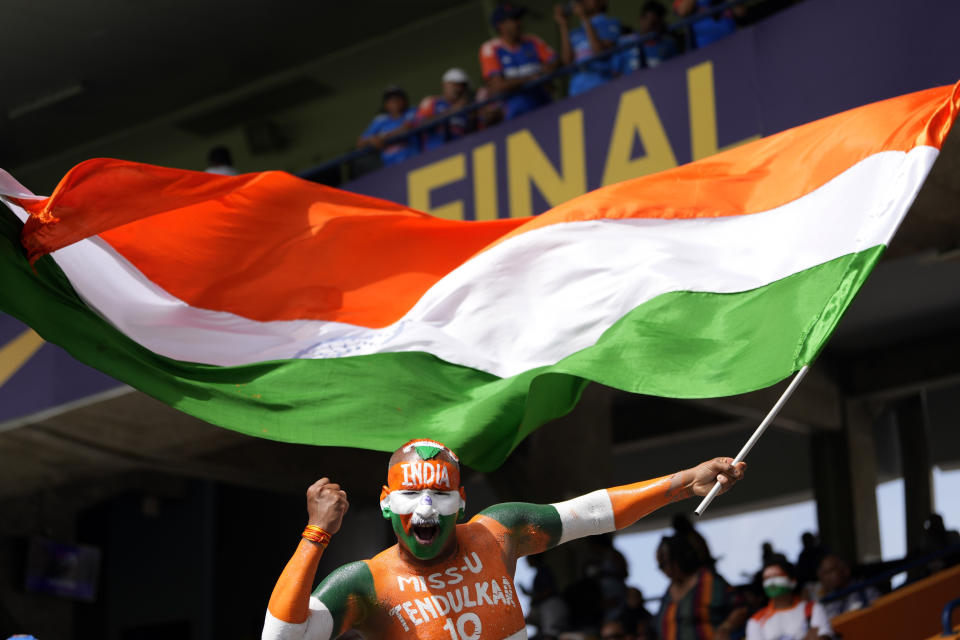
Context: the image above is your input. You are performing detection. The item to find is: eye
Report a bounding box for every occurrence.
[399,491,419,496]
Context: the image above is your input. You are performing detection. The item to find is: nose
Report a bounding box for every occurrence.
[422,494,433,506]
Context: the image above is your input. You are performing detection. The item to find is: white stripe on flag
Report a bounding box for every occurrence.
[11,147,936,376]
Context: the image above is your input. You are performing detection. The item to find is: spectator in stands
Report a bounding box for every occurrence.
[554,0,621,96]
[654,535,746,640]
[600,617,636,640]
[673,0,744,50]
[205,146,238,175]
[622,587,653,640]
[585,533,630,622]
[915,513,960,579]
[795,531,826,590]
[746,555,833,640]
[473,85,505,129]
[357,85,419,166]
[615,1,682,75]
[521,553,570,639]
[480,3,559,120]
[416,68,476,151]
[673,513,714,570]
[816,554,879,619]
[761,541,777,565]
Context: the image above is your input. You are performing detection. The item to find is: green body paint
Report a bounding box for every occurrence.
[414,445,442,460]
[386,511,459,561]
[479,502,564,556]
[312,561,376,635]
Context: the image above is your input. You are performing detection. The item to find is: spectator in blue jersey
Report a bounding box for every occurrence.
[674,0,744,49]
[480,3,559,120]
[357,85,419,166]
[416,68,476,151]
[615,1,682,75]
[554,0,621,96]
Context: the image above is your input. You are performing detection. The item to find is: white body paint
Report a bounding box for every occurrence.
[550,489,616,544]
[382,489,464,516]
[262,596,333,640]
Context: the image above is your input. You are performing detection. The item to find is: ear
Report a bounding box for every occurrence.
[457,486,467,522]
[379,485,393,519]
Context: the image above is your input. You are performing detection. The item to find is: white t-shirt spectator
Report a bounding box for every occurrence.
[746,598,834,640]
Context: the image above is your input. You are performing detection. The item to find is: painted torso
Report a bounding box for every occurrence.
[361,518,525,640]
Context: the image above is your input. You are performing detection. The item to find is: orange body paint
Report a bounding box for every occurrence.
[362,519,525,640]
[268,538,325,623]
[607,472,692,530]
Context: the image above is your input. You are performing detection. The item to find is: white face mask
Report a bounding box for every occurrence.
[381,489,463,517]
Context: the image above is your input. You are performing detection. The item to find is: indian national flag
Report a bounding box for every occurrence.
[1,83,957,470]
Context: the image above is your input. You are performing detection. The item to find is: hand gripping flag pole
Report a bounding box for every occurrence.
[694,365,811,516]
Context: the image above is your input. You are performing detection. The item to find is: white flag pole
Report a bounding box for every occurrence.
[694,365,811,516]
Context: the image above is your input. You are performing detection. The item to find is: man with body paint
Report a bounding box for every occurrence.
[262,439,746,640]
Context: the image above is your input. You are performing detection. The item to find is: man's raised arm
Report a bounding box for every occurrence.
[262,478,358,640]
[476,457,745,557]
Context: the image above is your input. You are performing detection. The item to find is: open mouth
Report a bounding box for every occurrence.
[412,523,439,545]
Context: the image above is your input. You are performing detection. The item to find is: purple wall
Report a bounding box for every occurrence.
[0,314,123,424]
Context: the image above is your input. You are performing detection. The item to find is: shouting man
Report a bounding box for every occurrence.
[263,439,745,640]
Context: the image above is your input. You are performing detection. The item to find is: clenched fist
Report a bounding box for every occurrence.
[306,478,349,534]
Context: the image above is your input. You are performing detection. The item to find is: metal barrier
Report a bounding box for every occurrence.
[820,543,960,605]
[943,598,960,637]
[299,0,758,185]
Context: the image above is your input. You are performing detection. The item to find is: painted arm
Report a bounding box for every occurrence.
[478,458,745,557]
[263,478,353,640]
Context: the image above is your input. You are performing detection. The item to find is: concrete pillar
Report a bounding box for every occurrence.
[811,397,882,563]
[810,429,856,563]
[844,399,882,562]
[894,394,933,554]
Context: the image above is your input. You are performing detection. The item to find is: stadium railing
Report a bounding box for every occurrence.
[299,0,756,186]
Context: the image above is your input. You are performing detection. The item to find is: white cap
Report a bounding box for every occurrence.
[442,67,470,85]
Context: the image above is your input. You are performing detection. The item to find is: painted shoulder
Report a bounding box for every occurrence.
[476,501,563,550]
[312,560,375,617]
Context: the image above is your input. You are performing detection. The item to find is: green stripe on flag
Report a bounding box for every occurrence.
[0,209,882,471]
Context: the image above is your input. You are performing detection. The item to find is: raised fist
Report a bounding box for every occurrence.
[306,478,349,534]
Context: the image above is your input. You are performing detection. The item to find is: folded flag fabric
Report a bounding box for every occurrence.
[1,82,957,470]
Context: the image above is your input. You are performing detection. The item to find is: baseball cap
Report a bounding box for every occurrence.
[441,68,470,85]
[490,2,527,27]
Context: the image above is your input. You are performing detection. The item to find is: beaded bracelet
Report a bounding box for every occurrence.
[302,525,332,547]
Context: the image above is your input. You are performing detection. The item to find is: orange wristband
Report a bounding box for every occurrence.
[302,525,332,547]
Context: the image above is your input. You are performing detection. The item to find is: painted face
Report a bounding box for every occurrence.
[380,441,465,561]
[761,565,795,598]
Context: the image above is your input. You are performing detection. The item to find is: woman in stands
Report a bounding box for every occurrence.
[746,555,833,640]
